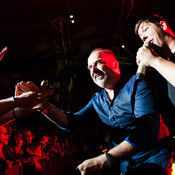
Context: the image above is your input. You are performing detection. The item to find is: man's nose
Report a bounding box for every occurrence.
[91,66,98,77]
[142,35,148,42]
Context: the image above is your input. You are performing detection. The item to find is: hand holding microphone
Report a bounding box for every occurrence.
[136,42,149,80]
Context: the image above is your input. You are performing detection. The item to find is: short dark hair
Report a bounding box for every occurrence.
[135,14,166,35]
[90,48,117,59]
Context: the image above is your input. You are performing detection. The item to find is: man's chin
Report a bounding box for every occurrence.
[94,80,105,88]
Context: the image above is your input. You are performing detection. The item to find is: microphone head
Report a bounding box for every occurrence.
[143,41,149,46]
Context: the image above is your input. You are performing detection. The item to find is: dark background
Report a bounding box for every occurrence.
[0,0,175,136]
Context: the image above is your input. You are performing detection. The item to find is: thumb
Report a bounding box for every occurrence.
[40,80,46,90]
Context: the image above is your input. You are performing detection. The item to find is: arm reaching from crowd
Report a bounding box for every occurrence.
[0,84,53,117]
[0,81,53,125]
[17,81,68,128]
[0,46,52,120]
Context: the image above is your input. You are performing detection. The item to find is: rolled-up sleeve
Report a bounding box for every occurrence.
[64,100,97,131]
[125,80,160,150]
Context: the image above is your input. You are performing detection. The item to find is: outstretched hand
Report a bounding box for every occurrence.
[15,81,43,95]
[14,80,53,109]
[0,46,8,62]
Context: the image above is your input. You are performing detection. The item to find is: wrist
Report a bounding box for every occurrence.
[105,151,112,168]
[40,102,49,111]
[38,102,49,115]
[11,110,17,120]
[150,56,162,68]
[12,96,17,107]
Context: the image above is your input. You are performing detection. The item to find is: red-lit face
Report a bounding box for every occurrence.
[0,126,8,145]
[138,21,166,48]
[41,136,49,145]
[25,131,33,144]
[15,133,23,147]
[87,50,121,90]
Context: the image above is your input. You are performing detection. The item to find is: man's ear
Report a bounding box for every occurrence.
[113,60,120,74]
[113,60,118,70]
[160,21,168,31]
[160,21,175,37]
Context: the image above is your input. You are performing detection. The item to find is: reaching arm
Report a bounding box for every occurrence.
[0,97,17,117]
[16,80,68,128]
[41,103,69,129]
[0,80,53,125]
[0,107,37,125]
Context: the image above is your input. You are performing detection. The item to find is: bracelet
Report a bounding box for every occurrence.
[40,102,49,111]
[11,110,17,120]
[105,151,112,168]
[12,96,17,107]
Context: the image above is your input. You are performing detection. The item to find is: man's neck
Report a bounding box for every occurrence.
[164,36,175,58]
[168,37,175,53]
[105,89,115,101]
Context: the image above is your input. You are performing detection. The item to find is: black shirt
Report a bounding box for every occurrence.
[167,53,175,107]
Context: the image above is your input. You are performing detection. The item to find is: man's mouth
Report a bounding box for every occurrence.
[94,71,105,80]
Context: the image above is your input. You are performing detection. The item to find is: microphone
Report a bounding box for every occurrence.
[136,42,149,80]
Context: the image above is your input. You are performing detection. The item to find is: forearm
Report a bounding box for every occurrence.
[0,97,16,116]
[76,140,137,174]
[43,103,69,128]
[0,107,37,125]
[0,111,15,125]
[91,141,137,168]
[151,57,175,87]
[107,141,137,165]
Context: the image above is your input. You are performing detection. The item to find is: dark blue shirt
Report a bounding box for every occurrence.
[64,75,172,172]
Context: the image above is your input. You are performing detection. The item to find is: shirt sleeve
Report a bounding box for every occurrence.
[64,99,98,131]
[125,79,160,150]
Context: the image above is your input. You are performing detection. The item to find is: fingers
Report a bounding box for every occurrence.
[136,46,147,65]
[76,163,85,175]
[0,46,8,62]
[17,80,47,92]
[16,80,53,97]
[14,80,53,108]
[17,81,40,92]
[26,81,40,91]
[15,85,23,96]
[40,80,46,90]
[136,56,140,65]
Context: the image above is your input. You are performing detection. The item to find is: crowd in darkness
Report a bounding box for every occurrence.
[0,119,112,175]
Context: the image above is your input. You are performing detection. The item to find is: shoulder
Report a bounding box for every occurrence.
[125,75,150,91]
[92,89,106,100]
[119,75,152,99]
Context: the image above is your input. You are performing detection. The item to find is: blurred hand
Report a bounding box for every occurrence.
[6,160,13,168]
[0,46,8,62]
[76,155,107,175]
[14,80,53,109]
[32,158,42,172]
[15,159,22,166]
[14,91,52,108]
[16,80,46,94]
